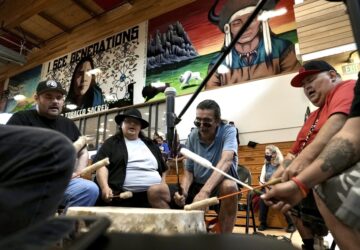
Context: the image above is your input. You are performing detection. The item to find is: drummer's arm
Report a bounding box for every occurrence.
[282,113,347,181]
[181,168,194,194]
[201,150,234,195]
[298,117,360,189]
[271,153,295,179]
[72,148,89,177]
[96,166,110,191]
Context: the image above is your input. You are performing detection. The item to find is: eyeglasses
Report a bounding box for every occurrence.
[194,119,213,128]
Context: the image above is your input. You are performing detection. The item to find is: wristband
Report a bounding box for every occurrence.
[291,177,310,198]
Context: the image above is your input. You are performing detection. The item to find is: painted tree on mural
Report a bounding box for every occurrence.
[147,21,198,70]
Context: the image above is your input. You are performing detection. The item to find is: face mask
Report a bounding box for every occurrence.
[265,155,272,162]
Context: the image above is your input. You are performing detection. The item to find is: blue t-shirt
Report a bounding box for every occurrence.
[185,123,238,184]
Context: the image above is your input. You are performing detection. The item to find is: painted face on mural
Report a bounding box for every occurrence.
[35,91,64,119]
[302,71,336,107]
[74,61,93,96]
[230,13,261,45]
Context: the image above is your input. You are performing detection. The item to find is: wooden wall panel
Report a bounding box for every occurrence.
[295,0,354,56]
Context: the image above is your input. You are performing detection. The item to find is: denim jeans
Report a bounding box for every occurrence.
[62,178,99,210]
[0,125,75,238]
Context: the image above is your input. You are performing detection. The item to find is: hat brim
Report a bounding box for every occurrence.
[291,70,321,87]
[37,89,67,95]
[115,114,149,129]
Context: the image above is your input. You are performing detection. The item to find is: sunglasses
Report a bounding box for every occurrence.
[194,119,213,128]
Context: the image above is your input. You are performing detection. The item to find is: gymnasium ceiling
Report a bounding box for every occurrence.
[0,0,194,82]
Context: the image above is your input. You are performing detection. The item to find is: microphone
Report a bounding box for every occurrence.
[165,87,177,157]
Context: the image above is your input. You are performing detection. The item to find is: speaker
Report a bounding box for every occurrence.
[247,141,258,148]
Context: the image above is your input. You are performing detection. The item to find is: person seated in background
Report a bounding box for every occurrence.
[0,125,75,238]
[262,73,360,250]
[7,79,99,211]
[258,145,295,233]
[166,133,186,165]
[155,136,170,161]
[174,99,239,233]
[94,108,171,208]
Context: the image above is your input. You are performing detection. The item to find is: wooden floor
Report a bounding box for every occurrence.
[233,226,303,249]
[232,226,338,250]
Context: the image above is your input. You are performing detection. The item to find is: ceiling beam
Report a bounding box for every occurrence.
[38,12,70,33]
[71,0,97,17]
[14,27,44,46]
[0,0,195,81]
[0,0,59,29]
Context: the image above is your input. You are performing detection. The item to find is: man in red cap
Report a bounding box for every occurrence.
[263,72,360,249]
[268,60,356,249]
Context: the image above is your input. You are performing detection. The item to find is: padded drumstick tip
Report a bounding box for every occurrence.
[184,197,219,211]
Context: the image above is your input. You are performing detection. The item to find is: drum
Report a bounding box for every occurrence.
[66,207,206,234]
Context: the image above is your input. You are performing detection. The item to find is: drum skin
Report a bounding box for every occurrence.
[67,207,206,234]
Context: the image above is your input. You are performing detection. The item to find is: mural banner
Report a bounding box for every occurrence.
[144,0,299,102]
[42,21,147,118]
[4,66,42,113]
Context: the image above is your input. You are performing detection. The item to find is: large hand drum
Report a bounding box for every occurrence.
[67,207,206,234]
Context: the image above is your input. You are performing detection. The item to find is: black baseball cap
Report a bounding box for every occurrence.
[36,80,67,95]
[291,60,336,87]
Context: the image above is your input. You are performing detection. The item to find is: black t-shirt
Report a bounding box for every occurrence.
[349,73,360,118]
[7,110,81,142]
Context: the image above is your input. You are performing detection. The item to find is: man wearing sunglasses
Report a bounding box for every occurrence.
[174,99,239,233]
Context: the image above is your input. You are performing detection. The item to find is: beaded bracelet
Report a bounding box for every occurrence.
[291,176,310,198]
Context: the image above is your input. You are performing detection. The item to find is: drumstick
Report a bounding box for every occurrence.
[175,156,182,195]
[218,177,283,200]
[110,191,133,199]
[180,148,253,190]
[72,157,110,178]
[183,178,282,210]
[73,136,87,153]
[184,197,219,210]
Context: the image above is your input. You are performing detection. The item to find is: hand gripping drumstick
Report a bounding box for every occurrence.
[72,157,110,178]
[184,177,282,210]
[73,136,87,153]
[180,148,253,190]
[110,191,133,199]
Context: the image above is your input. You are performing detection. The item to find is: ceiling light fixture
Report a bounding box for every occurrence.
[13,94,26,101]
[66,104,78,110]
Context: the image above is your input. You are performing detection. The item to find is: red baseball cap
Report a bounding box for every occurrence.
[291,60,336,87]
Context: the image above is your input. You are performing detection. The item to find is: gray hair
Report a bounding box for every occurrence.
[196,99,221,121]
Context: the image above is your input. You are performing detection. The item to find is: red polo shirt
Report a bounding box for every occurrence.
[290,80,356,155]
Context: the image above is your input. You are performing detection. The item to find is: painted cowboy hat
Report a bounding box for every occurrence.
[115,108,149,129]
